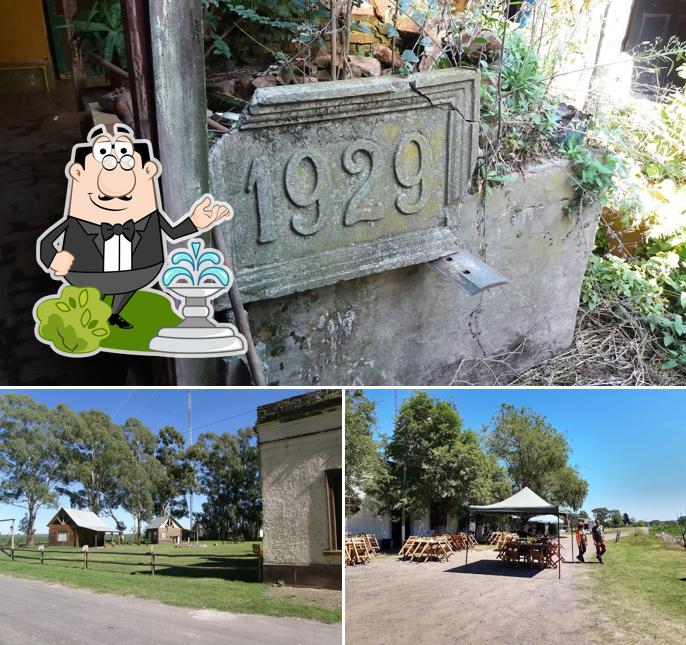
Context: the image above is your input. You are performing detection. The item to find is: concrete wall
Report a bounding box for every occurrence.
[257,392,342,588]
[238,159,599,385]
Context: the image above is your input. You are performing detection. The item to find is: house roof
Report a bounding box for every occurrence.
[469,487,559,515]
[146,516,186,531]
[49,507,110,532]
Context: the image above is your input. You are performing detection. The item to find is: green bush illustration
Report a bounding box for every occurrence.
[35,286,111,354]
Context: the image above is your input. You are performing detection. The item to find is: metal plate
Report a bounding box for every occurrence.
[429,250,508,295]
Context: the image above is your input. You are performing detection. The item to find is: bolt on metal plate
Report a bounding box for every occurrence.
[429,250,508,296]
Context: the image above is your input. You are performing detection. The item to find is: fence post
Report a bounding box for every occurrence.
[39,545,45,565]
[150,545,155,576]
[82,544,89,569]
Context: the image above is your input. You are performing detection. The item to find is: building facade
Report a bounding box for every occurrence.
[256,390,342,590]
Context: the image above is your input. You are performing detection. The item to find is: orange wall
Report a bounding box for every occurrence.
[0,0,51,64]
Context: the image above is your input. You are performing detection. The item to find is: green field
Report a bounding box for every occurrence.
[0,541,340,624]
[588,533,686,641]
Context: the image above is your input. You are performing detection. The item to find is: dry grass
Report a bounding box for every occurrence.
[514,300,686,386]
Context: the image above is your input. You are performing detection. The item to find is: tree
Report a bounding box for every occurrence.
[194,432,239,540]
[235,427,261,540]
[592,507,611,524]
[677,515,686,548]
[55,406,132,528]
[622,512,631,526]
[0,394,63,544]
[121,417,164,539]
[579,510,589,519]
[153,426,193,517]
[345,390,382,515]
[484,404,589,509]
[376,392,510,527]
[608,509,623,527]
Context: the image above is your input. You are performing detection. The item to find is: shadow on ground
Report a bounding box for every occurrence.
[444,558,546,578]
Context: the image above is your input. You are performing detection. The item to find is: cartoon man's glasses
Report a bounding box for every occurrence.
[102,154,135,171]
[93,139,135,171]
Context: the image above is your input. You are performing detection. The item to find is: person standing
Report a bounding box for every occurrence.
[576,521,587,562]
[592,519,606,563]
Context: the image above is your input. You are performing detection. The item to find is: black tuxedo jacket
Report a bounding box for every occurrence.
[39,211,198,273]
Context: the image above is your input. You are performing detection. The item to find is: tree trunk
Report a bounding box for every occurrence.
[27,507,36,546]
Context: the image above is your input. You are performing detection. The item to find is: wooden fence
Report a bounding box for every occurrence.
[2,545,256,578]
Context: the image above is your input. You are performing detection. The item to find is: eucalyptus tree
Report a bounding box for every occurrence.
[0,394,64,544]
[121,417,165,539]
[153,425,193,518]
[54,406,132,529]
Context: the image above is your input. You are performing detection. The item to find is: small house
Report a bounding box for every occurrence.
[47,508,109,547]
[145,516,188,544]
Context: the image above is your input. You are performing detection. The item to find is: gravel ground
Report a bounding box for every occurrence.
[345,548,627,644]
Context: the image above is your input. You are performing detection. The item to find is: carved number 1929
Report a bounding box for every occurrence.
[246,132,434,241]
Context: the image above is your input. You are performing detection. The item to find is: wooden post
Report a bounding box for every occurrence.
[82,545,89,569]
[149,0,216,385]
[39,546,45,565]
[62,0,87,108]
[10,519,14,553]
[121,0,157,146]
[150,545,155,575]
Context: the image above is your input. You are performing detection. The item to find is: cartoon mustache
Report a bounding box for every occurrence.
[98,194,133,201]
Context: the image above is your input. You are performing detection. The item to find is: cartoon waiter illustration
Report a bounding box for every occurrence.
[37,124,231,330]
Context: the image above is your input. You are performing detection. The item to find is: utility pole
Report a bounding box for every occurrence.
[10,519,15,552]
[188,390,194,542]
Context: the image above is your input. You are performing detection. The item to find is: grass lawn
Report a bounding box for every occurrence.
[0,541,340,624]
[101,290,181,353]
[588,533,686,641]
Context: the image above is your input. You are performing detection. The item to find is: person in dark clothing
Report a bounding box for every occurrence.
[592,519,606,563]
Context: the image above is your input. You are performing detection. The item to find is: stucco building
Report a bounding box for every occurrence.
[256,390,342,589]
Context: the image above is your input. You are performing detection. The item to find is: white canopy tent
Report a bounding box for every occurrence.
[467,487,564,578]
[528,514,565,524]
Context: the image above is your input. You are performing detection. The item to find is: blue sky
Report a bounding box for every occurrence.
[0,388,309,535]
[361,388,686,521]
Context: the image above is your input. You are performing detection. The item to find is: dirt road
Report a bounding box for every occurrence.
[0,574,341,645]
[346,548,624,644]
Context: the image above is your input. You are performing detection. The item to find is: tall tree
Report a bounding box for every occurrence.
[191,429,261,540]
[55,406,131,528]
[376,392,510,525]
[345,390,382,515]
[0,394,63,544]
[484,404,589,509]
[121,418,164,539]
[235,427,261,540]
[622,512,631,526]
[592,507,611,524]
[153,425,193,517]
[192,432,242,540]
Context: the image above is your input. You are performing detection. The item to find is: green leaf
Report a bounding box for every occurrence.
[662,359,679,369]
[78,289,89,307]
[81,309,92,327]
[92,328,108,337]
[68,297,77,309]
[56,302,70,312]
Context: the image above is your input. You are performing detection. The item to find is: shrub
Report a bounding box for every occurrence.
[35,286,111,355]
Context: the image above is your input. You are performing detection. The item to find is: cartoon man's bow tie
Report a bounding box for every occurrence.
[101,220,135,241]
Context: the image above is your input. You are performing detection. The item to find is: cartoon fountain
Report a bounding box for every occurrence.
[148,240,247,356]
